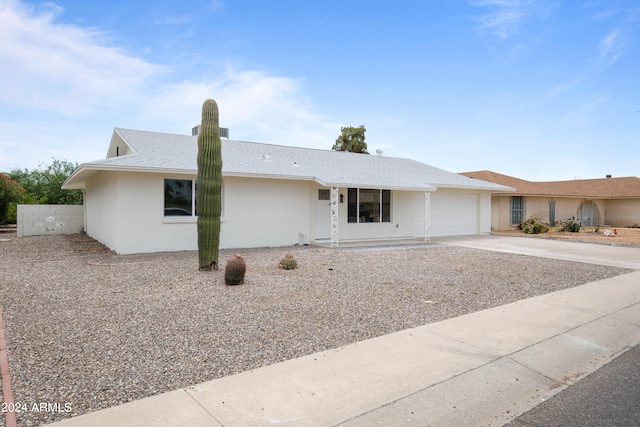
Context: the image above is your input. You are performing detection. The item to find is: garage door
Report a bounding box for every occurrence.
[430,191,479,236]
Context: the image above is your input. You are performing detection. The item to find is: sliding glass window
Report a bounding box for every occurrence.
[347,188,391,223]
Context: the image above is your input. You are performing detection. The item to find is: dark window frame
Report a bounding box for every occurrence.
[164,179,224,218]
[347,188,391,223]
[164,179,195,217]
[511,196,525,225]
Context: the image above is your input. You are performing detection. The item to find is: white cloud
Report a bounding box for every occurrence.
[471,0,535,39]
[541,77,585,100]
[471,0,558,43]
[0,0,340,171]
[141,67,339,148]
[0,0,164,115]
[598,30,624,65]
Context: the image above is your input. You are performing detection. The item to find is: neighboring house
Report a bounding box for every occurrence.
[62,128,511,254]
[460,170,640,231]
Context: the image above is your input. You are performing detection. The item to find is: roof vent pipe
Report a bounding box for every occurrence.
[192,125,229,139]
[376,149,383,156]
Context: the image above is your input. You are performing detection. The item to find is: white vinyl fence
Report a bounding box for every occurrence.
[17,205,84,237]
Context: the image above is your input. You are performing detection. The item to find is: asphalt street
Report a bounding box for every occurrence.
[506,343,640,427]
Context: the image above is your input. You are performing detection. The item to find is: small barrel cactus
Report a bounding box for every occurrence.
[224,254,246,285]
[279,253,298,270]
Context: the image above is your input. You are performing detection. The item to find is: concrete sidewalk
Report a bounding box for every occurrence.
[47,238,640,427]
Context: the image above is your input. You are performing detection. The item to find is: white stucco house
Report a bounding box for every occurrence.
[62,128,512,254]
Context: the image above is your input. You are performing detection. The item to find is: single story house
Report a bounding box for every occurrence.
[460,170,640,230]
[63,128,512,254]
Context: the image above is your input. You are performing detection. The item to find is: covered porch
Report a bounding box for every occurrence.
[311,237,442,250]
[312,186,434,248]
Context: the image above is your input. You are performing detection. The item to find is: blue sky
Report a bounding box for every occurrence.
[0,0,638,181]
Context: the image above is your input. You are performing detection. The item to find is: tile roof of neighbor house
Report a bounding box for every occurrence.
[460,170,640,198]
[63,128,512,192]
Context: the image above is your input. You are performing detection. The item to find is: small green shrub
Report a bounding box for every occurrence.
[521,217,547,234]
[224,254,246,285]
[6,202,17,224]
[557,220,581,233]
[279,253,298,270]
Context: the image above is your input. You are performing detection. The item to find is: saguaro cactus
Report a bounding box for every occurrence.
[197,99,222,271]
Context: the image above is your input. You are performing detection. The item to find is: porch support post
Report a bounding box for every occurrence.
[424,191,431,243]
[330,186,339,248]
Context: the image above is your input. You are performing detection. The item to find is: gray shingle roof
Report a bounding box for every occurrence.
[64,128,512,192]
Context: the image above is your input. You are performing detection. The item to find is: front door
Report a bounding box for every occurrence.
[315,189,331,240]
[578,200,600,226]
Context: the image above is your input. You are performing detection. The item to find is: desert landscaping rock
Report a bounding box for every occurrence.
[0,234,632,426]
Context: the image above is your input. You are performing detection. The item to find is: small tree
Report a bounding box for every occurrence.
[332,125,369,154]
[0,173,25,225]
[197,99,223,271]
[9,159,83,205]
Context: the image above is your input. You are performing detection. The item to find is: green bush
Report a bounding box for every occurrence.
[6,203,17,224]
[9,159,82,205]
[557,220,581,233]
[0,173,25,225]
[521,217,547,234]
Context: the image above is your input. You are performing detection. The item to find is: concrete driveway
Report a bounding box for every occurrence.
[432,235,640,270]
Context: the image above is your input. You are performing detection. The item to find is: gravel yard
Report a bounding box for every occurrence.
[0,233,632,426]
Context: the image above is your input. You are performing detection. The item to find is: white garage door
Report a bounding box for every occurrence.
[430,191,479,236]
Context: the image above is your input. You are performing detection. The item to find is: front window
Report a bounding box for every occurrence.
[164,179,194,216]
[164,179,224,218]
[347,188,391,223]
[511,196,524,225]
[318,189,330,200]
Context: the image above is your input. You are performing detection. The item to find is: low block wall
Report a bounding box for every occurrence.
[17,205,84,237]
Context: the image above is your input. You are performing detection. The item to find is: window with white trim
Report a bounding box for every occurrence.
[347,188,391,223]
